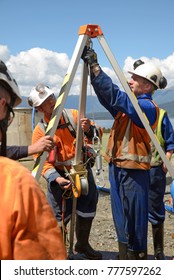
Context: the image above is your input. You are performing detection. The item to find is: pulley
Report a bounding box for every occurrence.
[64,164,89,198]
[92,133,103,176]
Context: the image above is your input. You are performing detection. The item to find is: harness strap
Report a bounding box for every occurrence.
[39,109,77,138]
[61,109,77,138]
[61,196,67,243]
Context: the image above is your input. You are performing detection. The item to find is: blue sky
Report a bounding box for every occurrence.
[0,0,174,96]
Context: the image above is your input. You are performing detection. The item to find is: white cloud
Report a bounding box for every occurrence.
[1,45,174,97]
[123,54,174,88]
[0,45,10,62]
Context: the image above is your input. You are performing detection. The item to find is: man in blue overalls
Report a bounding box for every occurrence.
[82,48,167,259]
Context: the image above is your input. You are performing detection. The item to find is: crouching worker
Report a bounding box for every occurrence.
[28,83,102,260]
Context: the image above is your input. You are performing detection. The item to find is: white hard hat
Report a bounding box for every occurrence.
[0,60,22,107]
[128,60,167,89]
[28,83,54,107]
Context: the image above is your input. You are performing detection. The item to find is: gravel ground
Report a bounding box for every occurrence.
[89,161,174,260]
[22,158,174,260]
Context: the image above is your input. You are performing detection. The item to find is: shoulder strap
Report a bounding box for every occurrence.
[62,109,77,138]
[37,110,77,138]
[37,119,47,133]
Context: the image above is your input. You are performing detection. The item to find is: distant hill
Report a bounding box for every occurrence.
[19,86,174,119]
[19,96,30,108]
[153,86,174,105]
[19,95,112,119]
[153,86,174,118]
[157,101,174,118]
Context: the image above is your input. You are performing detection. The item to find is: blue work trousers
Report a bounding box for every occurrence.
[47,167,98,227]
[109,163,149,251]
[148,165,166,225]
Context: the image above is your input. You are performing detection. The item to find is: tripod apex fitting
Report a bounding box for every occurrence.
[78,24,103,38]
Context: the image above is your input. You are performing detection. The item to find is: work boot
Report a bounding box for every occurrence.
[152,223,166,260]
[118,242,128,260]
[74,215,102,260]
[127,250,147,260]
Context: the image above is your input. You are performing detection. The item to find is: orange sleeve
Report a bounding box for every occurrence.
[32,124,56,177]
[32,124,45,159]
[0,157,66,260]
[71,109,78,123]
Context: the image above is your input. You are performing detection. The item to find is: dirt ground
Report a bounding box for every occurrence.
[22,157,174,260]
[90,159,174,260]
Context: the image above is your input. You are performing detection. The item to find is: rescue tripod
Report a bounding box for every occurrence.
[32,24,174,258]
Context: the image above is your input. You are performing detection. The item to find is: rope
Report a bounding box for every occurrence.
[87,63,106,186]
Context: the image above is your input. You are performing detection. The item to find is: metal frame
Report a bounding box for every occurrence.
[97,34,174,178]
[31,24,174,256]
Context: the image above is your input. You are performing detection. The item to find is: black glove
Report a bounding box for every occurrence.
[81,47,98,67]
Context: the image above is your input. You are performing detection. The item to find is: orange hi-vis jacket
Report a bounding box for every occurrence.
[0,156,66,260]
[32,109,102,180]
[32,109,79,179]
[105,105,159,170]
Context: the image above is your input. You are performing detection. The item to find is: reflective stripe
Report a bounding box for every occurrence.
[150,108,166,166]
[105,102,159,169]
[55,158,74,167]
[76,210,96,218]
[156,108,166,146]
[121,119,131,156]
[114,153,151,163]
[117,119,151,162]
[44,168,59,180]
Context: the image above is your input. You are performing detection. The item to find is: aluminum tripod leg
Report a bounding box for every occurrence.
[69,62,88,254]
[97,34,174,179]
[78,24,174,177]
[32,33,89,181]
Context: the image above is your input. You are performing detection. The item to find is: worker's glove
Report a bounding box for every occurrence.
[82,47,98,67]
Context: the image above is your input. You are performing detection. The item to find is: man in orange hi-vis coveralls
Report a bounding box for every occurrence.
[28,83,103,260]
[0,60,66,260]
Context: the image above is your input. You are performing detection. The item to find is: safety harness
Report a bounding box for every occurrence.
[39,109,77,138]
[58,109,77,138]
[38,109,97,242]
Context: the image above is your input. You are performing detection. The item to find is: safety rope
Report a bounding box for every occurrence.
[61,188,73,247]
[87,63,106,188]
